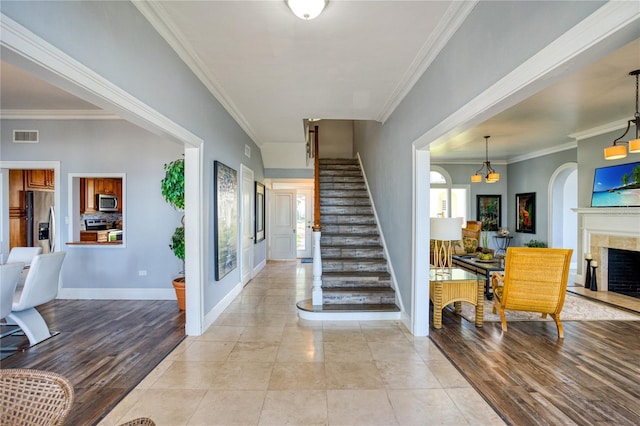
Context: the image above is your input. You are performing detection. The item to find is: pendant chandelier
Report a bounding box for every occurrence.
[604,69,640,160]
[286,0,328,20]
[471,136,500,183]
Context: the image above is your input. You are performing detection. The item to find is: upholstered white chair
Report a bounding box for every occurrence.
[6,251,66,346]
[7,247,43,266]
[6,247,43,288]
[1,262,25,320]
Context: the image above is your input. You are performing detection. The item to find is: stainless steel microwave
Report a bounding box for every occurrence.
[97,193,118,212]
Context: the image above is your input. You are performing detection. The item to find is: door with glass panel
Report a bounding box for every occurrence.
[296,190,313,258]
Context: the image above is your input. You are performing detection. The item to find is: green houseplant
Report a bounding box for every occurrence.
[524,239,546,248]
[161,158,186,310]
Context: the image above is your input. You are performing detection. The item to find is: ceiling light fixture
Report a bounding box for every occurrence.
[471,136,500,183]
[286,0,328,20]
[604,69,640,160]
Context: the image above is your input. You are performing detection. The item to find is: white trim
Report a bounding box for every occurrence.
[202,280,244,332]
[411,147,430,336]
[253,258,266,276]
[548,162,578,248]
[0,13,202,148]
[1,14,206,336]
[1,109,120,120]
[414,2,640,151]
[298,309,401,321]
[508,141,577,164]
[57,288,175,300]
[356,153,405,315]
[240,164,255,285]
[569,119,629,141]
[377,1,478,123]
[133,1,262,147]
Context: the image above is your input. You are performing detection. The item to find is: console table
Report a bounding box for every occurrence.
[451,255,504,299]
[493,235,513,257]
[429,268,484,329]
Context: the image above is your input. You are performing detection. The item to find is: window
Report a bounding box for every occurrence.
[430,167,469,225]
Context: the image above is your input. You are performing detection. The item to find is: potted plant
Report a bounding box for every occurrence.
[524,239,546,248]
[161,158,185,310]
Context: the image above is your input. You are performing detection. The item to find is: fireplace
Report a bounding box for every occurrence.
[575,208,640,294]
[607,248,640,298]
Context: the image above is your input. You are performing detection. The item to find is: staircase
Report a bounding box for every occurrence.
[311,158,399,313]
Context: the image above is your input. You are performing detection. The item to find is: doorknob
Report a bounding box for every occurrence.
[293,229,296,233]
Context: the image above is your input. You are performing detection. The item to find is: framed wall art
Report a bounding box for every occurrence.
[476,194,501,231]
[516,192,536,233]
[255,181,265,243]
[214,161,238,280]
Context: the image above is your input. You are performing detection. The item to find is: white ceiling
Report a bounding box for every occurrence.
[1,1,639,166]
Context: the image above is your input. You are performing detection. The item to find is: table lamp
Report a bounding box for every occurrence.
[431,217,463,276]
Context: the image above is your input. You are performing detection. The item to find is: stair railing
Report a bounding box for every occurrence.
[310,125,323,306]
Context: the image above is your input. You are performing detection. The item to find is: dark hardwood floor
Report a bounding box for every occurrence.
[430,307,640,426]
[0,299,185,426]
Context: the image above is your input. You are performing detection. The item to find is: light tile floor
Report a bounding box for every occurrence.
[100,261,504,426]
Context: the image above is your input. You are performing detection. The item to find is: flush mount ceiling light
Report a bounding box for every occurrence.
[286,0,328,20]
[604,69,640,160]
[471,136,500,183]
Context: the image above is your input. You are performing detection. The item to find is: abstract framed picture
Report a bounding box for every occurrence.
[476,194,501,231]
[516,192,536,233]
[214,161,238,281]
[255,181,265,243]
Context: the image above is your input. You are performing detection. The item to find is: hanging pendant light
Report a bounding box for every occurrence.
[471,136,500,184]
[286,0,328,20]
[604,70,640,160]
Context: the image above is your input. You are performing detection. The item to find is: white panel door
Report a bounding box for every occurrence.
[296,189,313,258]
[240,165,254,285]
[270,190,296,260]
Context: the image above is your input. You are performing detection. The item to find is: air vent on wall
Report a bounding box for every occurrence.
[13,130,39,143]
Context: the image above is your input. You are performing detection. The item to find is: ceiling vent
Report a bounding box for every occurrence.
[13,130,39,143]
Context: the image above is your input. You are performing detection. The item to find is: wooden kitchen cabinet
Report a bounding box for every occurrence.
[80,177,123,214]
[25,169,55,190]
[9,170,27,249]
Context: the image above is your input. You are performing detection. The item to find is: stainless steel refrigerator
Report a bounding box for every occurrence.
[25,190,55,253]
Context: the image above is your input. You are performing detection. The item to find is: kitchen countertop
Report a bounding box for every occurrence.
[66,241,122,245]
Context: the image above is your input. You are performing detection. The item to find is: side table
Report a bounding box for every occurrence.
[493,235,513,257]
[429,268,484,329]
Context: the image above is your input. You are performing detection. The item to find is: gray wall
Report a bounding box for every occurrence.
[354,1,603,318]
[507,148,577,247]
[1,1,266,314]
[2,119,184,290]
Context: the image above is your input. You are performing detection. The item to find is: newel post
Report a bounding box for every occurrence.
[311,125,323,307]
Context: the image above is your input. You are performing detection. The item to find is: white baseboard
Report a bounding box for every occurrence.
[202,280,244,331]
[253,259,266,277]
[57,287,175,300]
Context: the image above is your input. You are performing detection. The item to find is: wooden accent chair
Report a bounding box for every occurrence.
[118,418,156,426]
[0,368,75,425]
[491,247,573,338]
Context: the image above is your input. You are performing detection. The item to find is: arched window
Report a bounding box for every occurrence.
[430,166,469,224]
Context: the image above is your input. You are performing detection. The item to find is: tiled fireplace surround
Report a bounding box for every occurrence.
[576,208,640,291]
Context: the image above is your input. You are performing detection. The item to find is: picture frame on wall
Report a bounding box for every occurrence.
[516,192,536,233]
[476,194,501,231]
[214,161,238,281]
[255,181,265,243]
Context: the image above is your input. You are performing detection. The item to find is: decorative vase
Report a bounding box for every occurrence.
[584,259,592,288]
[172,277,186,310]
[590,266,598,292]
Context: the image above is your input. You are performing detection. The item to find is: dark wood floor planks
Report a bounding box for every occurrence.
[430,308,640,426]
[0,299,185,426]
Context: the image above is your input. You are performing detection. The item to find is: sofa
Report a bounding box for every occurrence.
[430,220,482,266]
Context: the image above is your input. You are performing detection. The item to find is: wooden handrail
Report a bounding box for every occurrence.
[312,125,321,231]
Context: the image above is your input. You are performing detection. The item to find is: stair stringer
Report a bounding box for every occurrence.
[355,152,405,316]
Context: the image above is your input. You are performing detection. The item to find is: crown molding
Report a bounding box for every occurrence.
[0,109,121,120]
[508,140,577,164]
[569,119,628,141]
[133,1,262,147]
[376,1,478,123]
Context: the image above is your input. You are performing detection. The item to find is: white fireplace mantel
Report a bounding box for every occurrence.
[572,207,640,216]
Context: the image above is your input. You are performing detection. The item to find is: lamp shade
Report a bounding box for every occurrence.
[486,172,500,183]
[629,138,640,153]
[286,0,327,20]
[471,174,482,183]
[604,144,627,160]
[430,217,462,241]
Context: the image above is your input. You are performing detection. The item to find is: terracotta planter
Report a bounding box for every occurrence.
[172,277,186,310]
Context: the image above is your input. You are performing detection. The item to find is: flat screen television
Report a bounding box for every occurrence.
[591,161,640,207]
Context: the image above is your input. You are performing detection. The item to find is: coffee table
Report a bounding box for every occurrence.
[451,255,504,300]
[429,268,484,329]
